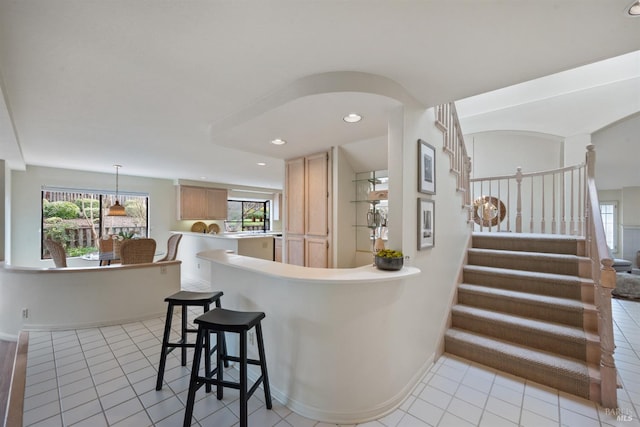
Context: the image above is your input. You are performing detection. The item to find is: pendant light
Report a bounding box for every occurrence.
[107,164,127,216]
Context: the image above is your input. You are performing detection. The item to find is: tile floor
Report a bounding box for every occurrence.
[20,280,640,427]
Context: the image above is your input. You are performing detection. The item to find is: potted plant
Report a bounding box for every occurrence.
[374,249,404,271]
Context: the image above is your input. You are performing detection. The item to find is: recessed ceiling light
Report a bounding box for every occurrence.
[343,113,362,123]
[257,162,267,166]
[627,0,640,15]
[271,138,287,145]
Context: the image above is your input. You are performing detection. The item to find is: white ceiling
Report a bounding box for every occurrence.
[0,1,639,190]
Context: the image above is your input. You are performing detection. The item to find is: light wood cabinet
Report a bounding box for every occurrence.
[284,151,331,267]
[178,185,228,220]
[274,237,283,262]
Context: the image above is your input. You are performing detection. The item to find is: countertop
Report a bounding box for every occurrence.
[197,249,420,283]
[172,231,281,239]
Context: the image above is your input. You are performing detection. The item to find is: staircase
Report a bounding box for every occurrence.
[445,232,602,402]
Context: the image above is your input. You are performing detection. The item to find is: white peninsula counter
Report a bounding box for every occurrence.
[175,231,276,283]
[197,249,422,424]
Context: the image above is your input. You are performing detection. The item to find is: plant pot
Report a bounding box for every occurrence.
[375,255,403,271]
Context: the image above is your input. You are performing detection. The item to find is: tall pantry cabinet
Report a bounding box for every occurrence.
[284,151,331,268]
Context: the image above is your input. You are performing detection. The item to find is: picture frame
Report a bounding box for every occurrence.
[418,139,436,194]
[418,198,435,250]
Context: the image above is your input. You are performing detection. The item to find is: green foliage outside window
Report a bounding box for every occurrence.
[43,200,80,219]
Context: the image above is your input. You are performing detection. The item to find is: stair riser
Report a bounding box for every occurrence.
[458,290,586,327]
[463,269,589,300]
[473,235,584,255]
[451,312,586,360]
[468,252,580,275]
[445,336,591,399]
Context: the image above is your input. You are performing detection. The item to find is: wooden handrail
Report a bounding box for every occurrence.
[585,145,617,409]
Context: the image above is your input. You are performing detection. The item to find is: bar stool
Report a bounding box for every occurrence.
[183,308,272,427]
[155,291,227,391]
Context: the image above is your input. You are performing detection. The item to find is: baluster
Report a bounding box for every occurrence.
[552,173,557,234]
[506,179,511,232]
[541,175,546,233]
[561,171,566,234]
[579,166,584,236]
[570,169,575,235]
[515,167,523,233]
[529,177,534,233]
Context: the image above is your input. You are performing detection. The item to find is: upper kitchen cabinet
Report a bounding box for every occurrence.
[284,151,331,268]
[178,185,228,220]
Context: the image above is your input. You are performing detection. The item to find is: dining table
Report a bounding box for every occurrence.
[81,250,164,265]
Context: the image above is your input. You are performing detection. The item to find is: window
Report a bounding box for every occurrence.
[600,201,617,253]
[41,188,149,259]
[225,200,270,232]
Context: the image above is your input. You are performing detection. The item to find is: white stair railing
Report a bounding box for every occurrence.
[585,145,618,409]
[435,103,472,212]
[469,162,587,235]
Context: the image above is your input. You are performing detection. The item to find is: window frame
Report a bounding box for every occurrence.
[41,187,149,259]
[600,201,618,254]
[225,199,271,233]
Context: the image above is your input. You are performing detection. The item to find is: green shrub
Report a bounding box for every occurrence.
[43,221,78,245]
[75,198,100,219]
[43,201,80,219]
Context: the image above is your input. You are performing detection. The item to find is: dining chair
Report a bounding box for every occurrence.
[98,235,120,266]
[120,238,157,265]
[157,234,182,262]
[44,239,67,268]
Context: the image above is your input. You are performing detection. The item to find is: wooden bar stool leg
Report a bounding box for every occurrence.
[214,298,230,368]
[216,331,224,400]
[239,330,248,427]
[203,303,212,393]
[183,328,205,427]
[181,305,188,365]
[155,302,174,391]
[256,323,272,409]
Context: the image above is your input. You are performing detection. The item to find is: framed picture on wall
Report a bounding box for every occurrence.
[418,139,436,194]
[418,198,435,250]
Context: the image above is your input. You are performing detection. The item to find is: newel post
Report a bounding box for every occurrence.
[515,167,523,233]
[586,144,596,179]
[598,257,618,409]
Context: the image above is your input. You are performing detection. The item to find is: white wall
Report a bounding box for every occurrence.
[376,104,470,397]
[10,165,178,267]
[0,160,5,261]
[333,146,357,268]
[467,131,563,178]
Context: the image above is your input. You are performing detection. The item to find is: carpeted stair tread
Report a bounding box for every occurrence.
[463,265,590,299]
[445,328,595,398]
[450,305,598,361]
[458,283,590,311]
[472,232,585,255]
[458,284,596,328]
[468,248,586,263]
[451,305,591,344]
[467,248,588,275]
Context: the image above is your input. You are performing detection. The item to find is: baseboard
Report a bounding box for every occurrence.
[242,353,435,424]
[5,331,28,427]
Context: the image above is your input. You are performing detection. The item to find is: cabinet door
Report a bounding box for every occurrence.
[205,188,228,219]
[305,237,328,268]
[285,235,305,266]
[179,186,206,220]
[274,238,283,262]
[305,152,329,237]
[285,157,305,235]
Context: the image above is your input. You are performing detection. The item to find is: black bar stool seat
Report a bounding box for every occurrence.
[156,290,227,391]
[183,308,272,427]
